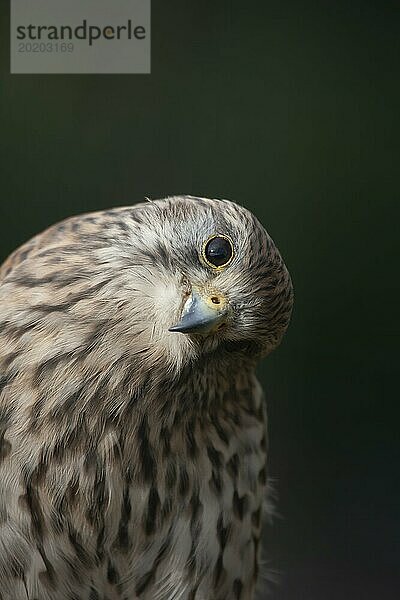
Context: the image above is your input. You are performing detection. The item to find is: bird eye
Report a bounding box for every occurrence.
[202,235,234,269]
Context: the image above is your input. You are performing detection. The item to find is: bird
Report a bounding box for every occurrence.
[0,195,293,600]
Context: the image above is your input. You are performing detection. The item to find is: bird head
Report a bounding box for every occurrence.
[114,196,294,370]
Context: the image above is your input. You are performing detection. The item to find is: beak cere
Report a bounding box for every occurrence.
[169,290,228,335]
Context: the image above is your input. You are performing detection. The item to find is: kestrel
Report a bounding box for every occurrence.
[0,196,293,599]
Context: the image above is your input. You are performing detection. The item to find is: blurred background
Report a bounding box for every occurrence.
[1,1,399,598]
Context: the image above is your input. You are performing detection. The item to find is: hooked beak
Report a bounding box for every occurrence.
[169,290,229,335]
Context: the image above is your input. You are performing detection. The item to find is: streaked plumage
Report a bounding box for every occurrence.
[0,196,293,599]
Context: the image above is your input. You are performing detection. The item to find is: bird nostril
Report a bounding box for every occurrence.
[211,296,221,305]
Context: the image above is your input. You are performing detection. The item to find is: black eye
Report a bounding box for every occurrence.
[202,235,234,268]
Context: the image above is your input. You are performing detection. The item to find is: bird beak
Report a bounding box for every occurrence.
[169,290,228,335]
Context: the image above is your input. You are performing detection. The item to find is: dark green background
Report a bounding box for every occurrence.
[1,2,398,598]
